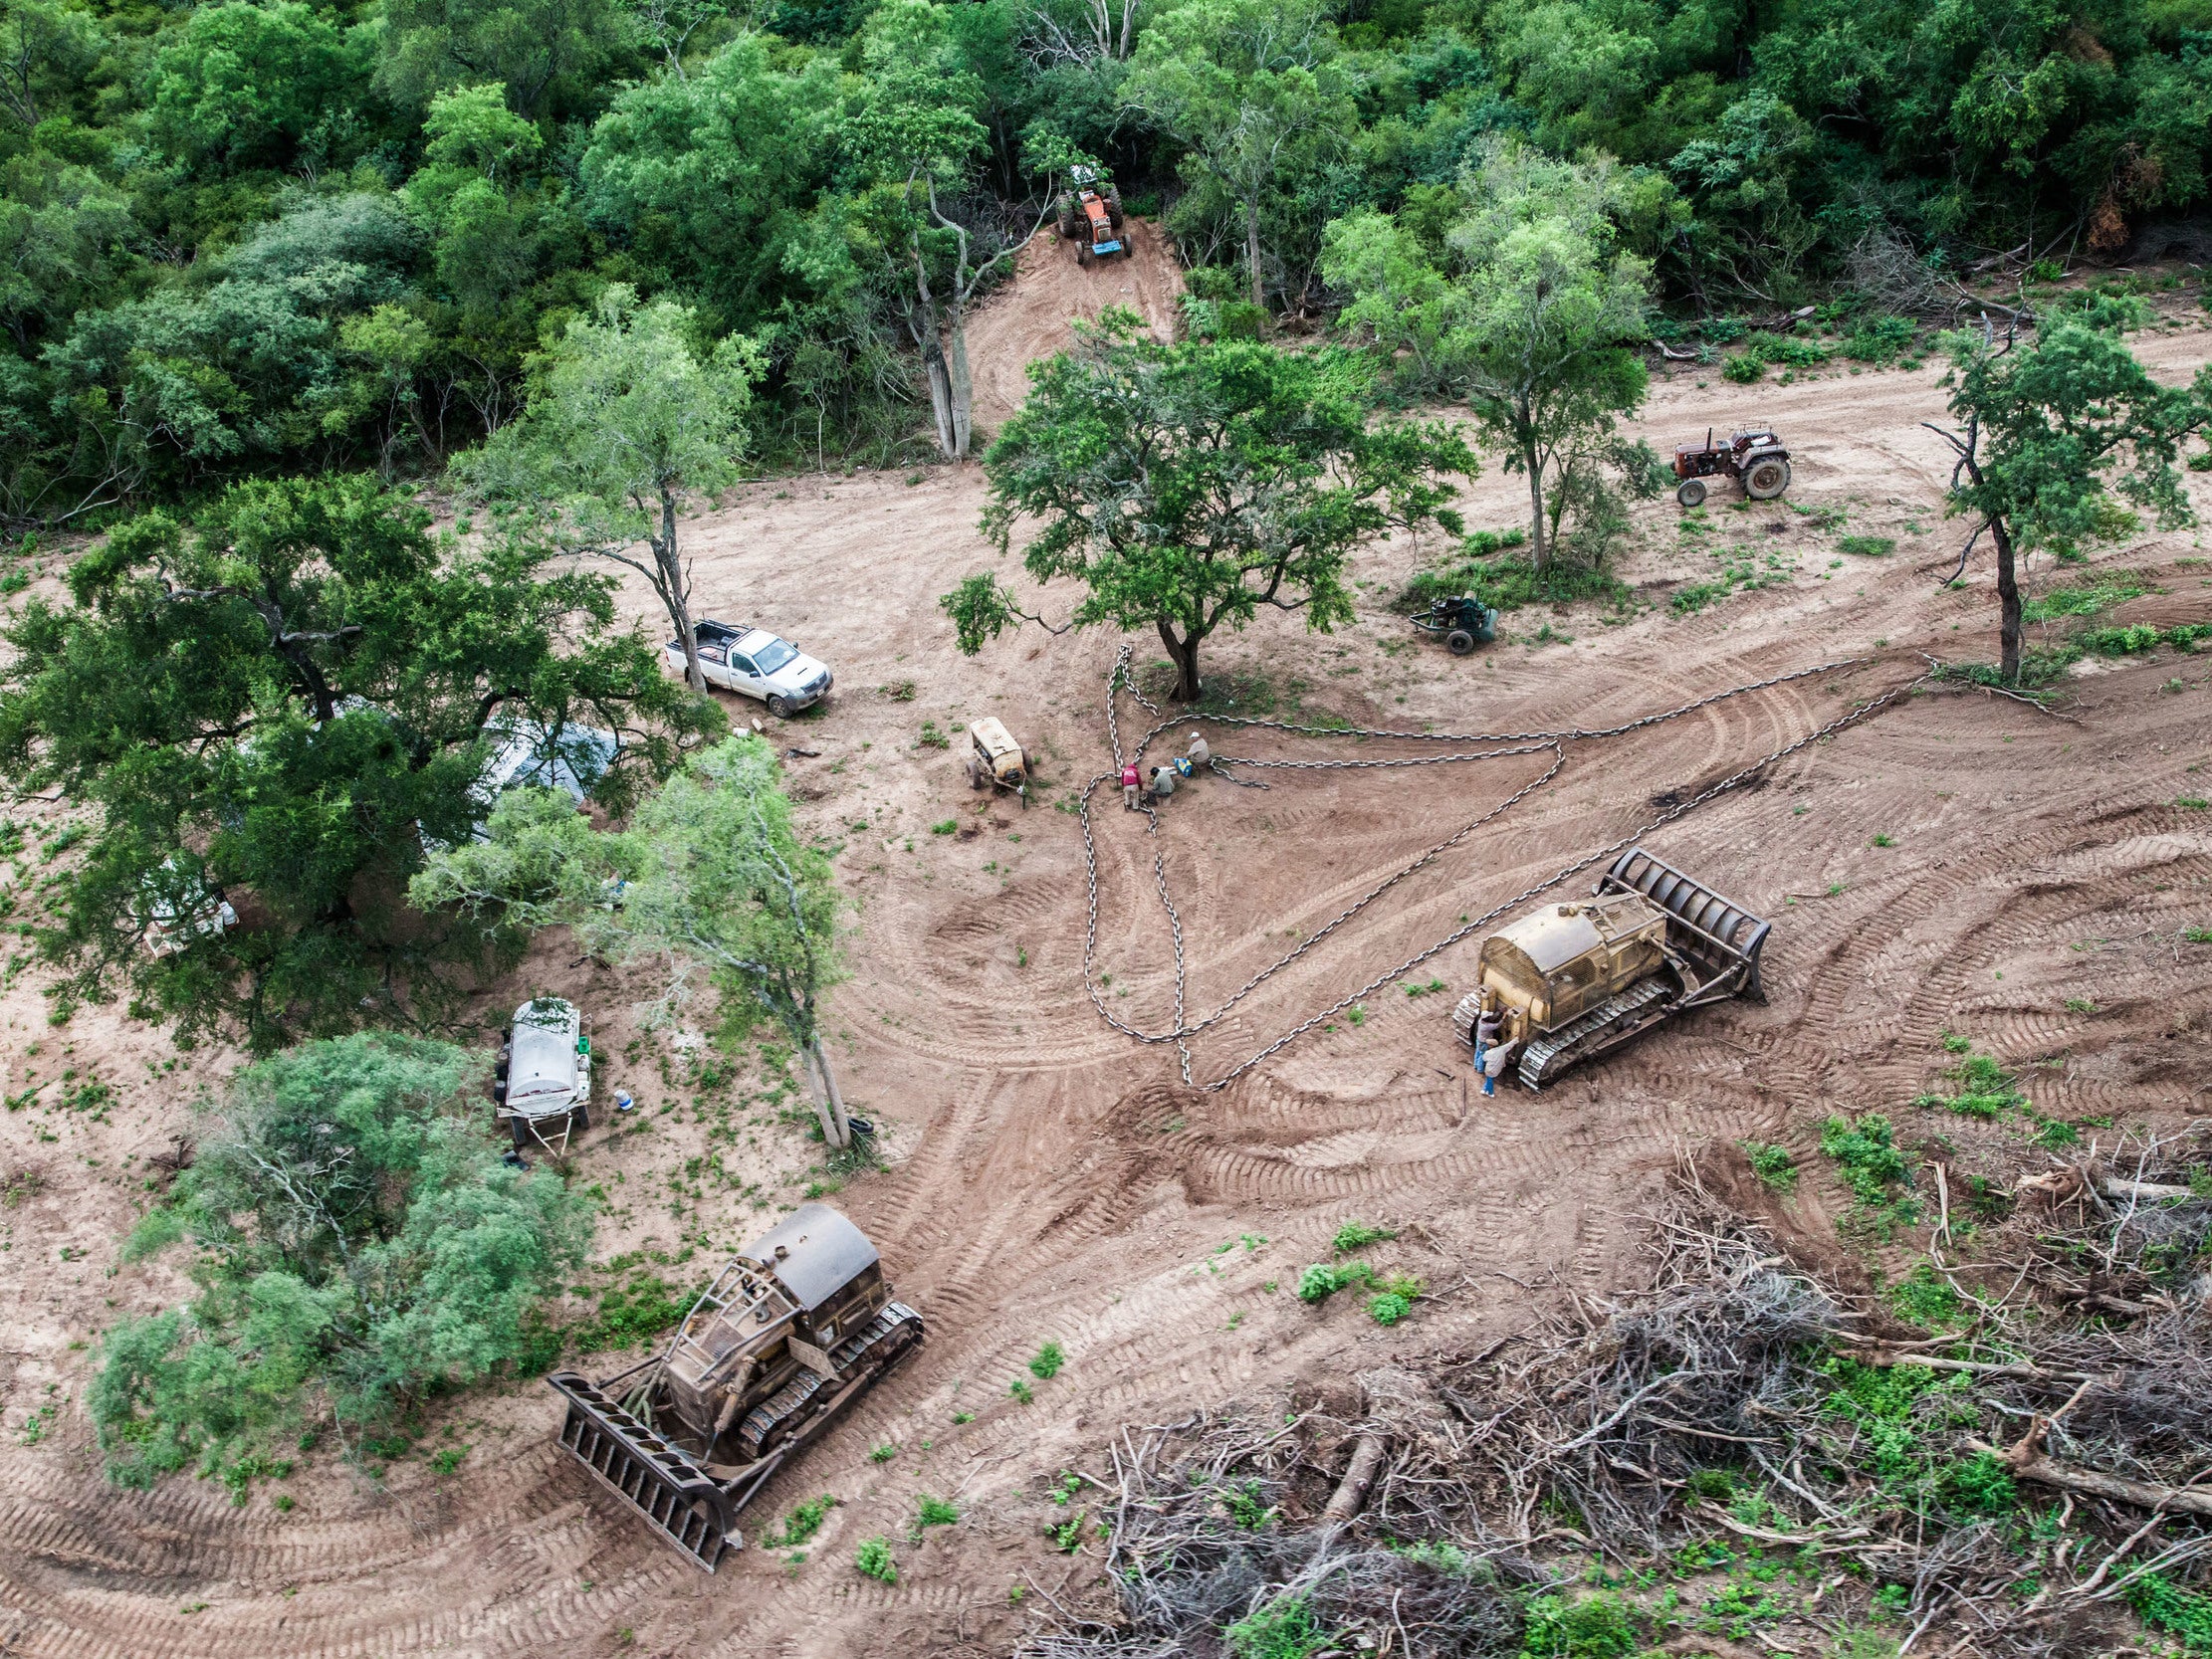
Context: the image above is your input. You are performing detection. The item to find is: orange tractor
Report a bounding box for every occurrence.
[1058,166,1127,265]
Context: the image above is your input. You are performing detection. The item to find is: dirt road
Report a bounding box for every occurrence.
[2,243,2208,1658]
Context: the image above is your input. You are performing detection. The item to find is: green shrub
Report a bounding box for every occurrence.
[1405,551,1630,616]
[1225,1594,1334,1659]
[2130,1570,2212,1652]
[1838,535,1894,557]
[854,1536,897,1582]
[1937,1450,2016,1515]
[1820,1113,1908,1200]
[90,1035,593,1494]
[913,1494,959,1531]
[2022,574,2152,621]
[1741,1141,1798,1191]
[1028,1340,1065,1379]
[1841,315,1916,364]
[1887,1264,1962,1330]
[1522,1589,1642,1657]
[1367,1291,1414,1325]
[1721,352,1766,384]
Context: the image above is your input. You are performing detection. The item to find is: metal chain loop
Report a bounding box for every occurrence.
[1074,645,1924,1091]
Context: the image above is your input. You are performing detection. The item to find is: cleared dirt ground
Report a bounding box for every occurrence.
[3,235,2210,1659]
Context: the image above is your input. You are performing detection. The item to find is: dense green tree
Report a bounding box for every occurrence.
[412,735,857,1146]
[1930,298,2212,681]
[1124,0,1358,308]
[1323,140,1654,569]
[141,1,375,172]
[92,1033,593,1488]
[945,311,1473,701]
[451,283,763,692]
[378,0,641,120]
[0,474,707,1049]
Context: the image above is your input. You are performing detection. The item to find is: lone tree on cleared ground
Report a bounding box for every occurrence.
[1930,296,2212,683]
[412,734,857,1148]
[943,311,1473,702]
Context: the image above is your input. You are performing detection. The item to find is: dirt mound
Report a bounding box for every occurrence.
[964,216,1185,435]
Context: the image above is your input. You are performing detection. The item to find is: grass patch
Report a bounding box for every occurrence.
[1225,1594,1335,1659]
[1838,535,1894,557]
[1405,548,1629,617]
[1331,1220,1397,1254]
[2022,574,2153,622]
[1915,1051,2026,1121]
[1820,1113,1920,1236]
[1028,1340,1065,1380]
[764,1493,838,1548]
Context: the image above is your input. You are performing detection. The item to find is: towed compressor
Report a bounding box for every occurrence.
[549,1203,924,1570]
[1453,847,1770,1089]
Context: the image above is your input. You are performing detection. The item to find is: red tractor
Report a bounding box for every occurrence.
[1057,166,1127,265]
[1672,427,1792,507]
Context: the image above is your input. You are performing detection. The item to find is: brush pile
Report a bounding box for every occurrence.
[1019,1134,2212,1658]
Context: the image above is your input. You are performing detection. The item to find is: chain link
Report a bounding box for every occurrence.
[1075,646,1923,1090]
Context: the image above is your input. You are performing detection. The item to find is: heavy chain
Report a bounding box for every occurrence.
[1076,647,1926,1091]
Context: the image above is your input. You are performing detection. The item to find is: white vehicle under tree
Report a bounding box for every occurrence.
[668,622,832,719]
[493,997,593,1151]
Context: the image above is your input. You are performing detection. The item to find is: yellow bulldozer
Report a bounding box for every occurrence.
[548,1203,924,1569]
[1452,847,1770,1089]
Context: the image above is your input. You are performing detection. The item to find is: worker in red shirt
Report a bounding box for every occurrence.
[1121,759,1141,810]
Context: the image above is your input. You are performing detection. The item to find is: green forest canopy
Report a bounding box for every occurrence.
[0,0,2204,521]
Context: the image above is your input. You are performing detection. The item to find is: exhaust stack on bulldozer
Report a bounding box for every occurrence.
[1452,847,1770,1089]
[549,1203,924,1570]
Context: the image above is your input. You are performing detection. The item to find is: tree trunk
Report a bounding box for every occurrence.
[913,248,957,460]
[1246,197,1264,311]
[659,488,705,692]
[808,1040,852,1149]
[946,308,975,462]
[1992,515,2022,682]
[1157,618,1202,702]
[1523,432,1549,571]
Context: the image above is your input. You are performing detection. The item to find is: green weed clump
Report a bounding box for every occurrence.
[764,1494,837,1548]
[1840,314,1917,364]
[1838,535,1894,557]
[1225,1594,1334,1659]
[1297,1260,1423,1324]
[853,1536,897,1583]
[2130,1571,2212,1652]
[1915,1051,2026,1121]
[1521,1589,1642,1657]
[1028,1340,1066,1379]
[1819,1113,1920,1236]
[1331,1220,1398,1254]
[911,1494,959,1536]
[1740,1141,1798,1191]
[1887,1263,1963,1330]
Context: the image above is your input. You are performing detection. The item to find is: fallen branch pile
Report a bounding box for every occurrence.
[1019,1143,2212,1658]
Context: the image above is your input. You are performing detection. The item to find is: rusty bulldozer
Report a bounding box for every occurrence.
[549,1204,924,1569]
[1452,847,1770,1090]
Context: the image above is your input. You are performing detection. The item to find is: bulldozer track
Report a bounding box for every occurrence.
[738,1300,925,1458]
[1515,977,1675,1087]
[1081,645,1927,1090]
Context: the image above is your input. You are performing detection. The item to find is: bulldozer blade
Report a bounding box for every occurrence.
[1600,847,1770,999]
[550,1370,739,1571]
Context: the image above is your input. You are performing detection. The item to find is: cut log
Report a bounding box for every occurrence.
[1321,1432,1389,1526]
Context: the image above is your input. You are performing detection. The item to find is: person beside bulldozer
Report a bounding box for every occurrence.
[1473,1004,1516,1097]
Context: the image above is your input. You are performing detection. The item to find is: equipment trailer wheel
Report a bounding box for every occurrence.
[512,1115,532,1150]
[1445,629,1476,656]
[1743,457,1791,500]
[1675,477,1706,508]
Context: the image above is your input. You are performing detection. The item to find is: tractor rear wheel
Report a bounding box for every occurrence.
[1674,477,1706,508]
[1057,199,1077,239]
[1104,185,1124,228]
[1446,629,1476,656]
[1743,457,1790,500]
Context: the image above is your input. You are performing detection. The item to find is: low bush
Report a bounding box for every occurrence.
[90,1035,594,1494]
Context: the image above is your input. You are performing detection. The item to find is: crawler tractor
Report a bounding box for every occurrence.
[1058,165,1126,265]
[548,1204,924,1570]
[1452,847,1770,1089]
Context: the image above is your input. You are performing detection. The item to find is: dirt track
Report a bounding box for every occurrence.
[3,236,2210,1659]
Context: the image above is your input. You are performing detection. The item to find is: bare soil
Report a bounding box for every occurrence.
[3,238,2210,1658]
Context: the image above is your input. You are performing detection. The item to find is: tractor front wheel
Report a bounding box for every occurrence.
[1675,477,1706,508]
[1445,629,1476,656]
[1743,458,1791,500]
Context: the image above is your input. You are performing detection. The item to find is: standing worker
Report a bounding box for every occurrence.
[1121,758,1142,811]
[1473,1005,1510,1097]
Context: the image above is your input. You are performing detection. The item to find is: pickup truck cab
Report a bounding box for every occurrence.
[670,622,832,718]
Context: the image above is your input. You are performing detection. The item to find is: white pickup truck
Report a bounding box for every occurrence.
[669,622,833,718]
